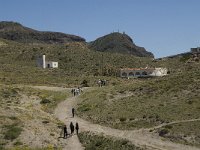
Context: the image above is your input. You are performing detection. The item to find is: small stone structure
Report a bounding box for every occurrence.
[191,47,200,53]
[37,55,58,69]
[120,67,168,78]
[191,47,200,61]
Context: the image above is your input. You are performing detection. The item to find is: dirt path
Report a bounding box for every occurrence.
[146,118,200,131]
[30,85,69,91]
[65,135,84,150]
[32,85,199,150]
[54,95,200,150]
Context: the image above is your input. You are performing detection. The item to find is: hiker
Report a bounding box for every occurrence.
[75,88,78,96]
[63,125,68,138]
[71,89,74,96]
[77,87,81,95]
[73,89,76,96]
[98,79,102,87]
[72,108,75,118]
[75,122,79,135]
[70,122,74,134]
[74,88,78,96]
[102,80,106,86]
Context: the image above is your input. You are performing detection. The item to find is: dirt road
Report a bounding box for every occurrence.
[52,86,200,150]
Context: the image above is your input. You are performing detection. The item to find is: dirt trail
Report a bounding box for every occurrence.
[55,96,200,150]
[146,118,200,131]
[35,86,200,150]
[65,135,84,150]
[30,85,69,91]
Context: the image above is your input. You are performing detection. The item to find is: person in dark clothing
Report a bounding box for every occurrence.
[72,108,75,118]
[70,122,74,134]
[63,125,68,139]
[75,122,79,135]
[71,89,74,96]
[102,80,106,86]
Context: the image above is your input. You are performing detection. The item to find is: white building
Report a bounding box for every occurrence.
[45,61,58,68]
[37,55,58,69]
[120,67,168,78]
[150,68,168,77]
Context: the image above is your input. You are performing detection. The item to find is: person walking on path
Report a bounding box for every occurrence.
[70,122,74,135]
[63,125,68,139]
[75,122,79,135]
[71,89,74,96]
[72,108,75,118]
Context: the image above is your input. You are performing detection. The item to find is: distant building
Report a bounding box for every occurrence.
[120,67,168,78]
[190,47,200,62]
[191,47,200,56]
[191,47,200,53]
[37,54,58,68]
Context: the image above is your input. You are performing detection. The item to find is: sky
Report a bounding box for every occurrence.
[0,0,200,58]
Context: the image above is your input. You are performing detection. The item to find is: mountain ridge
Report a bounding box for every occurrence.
[89,32,154,58]
[0,21,153,58]
[0,21,86,44]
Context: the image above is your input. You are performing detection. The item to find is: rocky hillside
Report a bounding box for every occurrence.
[89,32,154,58]
[0,21,85,44]
[0,22,154,58]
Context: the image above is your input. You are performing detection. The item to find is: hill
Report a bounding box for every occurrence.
[89,32,154,58]
[0,24,200,149]
[0,38,154,86]
[0,21,85,44]
[0,21,154,58]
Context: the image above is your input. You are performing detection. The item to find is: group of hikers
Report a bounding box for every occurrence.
[63,108,79,139]
[62,81,108,139]
[63,122,79,139]
[97,79,107,87]
[71,87,82,96]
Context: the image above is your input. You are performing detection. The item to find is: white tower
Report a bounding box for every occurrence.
[42,54,46,68]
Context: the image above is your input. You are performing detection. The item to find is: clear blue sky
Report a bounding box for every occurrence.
[0,0,199,58]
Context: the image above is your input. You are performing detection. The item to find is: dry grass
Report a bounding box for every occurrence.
[77,64,200,129]
[156,121,200,147]
[0,85,68,149]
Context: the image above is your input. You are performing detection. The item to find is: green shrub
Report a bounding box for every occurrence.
[40,98,51,104]
[159,128,169,137]
[78,104,91,112]
[81,80,89,87]
[165,125,173,129]
[119,117,126,122]
[95,140,103,147]
[4,125,23,140]
[78,132,141,150]
[9,116,18,120]
[180,54,191,62]
[14,140,23,146]
[0,145,5,150]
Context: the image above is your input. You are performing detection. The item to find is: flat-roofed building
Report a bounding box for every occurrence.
[37,54,58,69]
[120,67,167,78]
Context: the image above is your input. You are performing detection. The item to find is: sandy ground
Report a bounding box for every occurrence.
[11,85,199,150]
[0,86,71,149]
[53,86,200,150]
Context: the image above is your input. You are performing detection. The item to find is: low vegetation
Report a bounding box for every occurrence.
[4,124,23,141]
[31,88,69,113]
[78,132,143,150]
[0,38,154,86]
[77,64,200,129]
[0,24,199,149]
[156,121,200,148]
[0,21,85,44]
[0,85,68,149]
